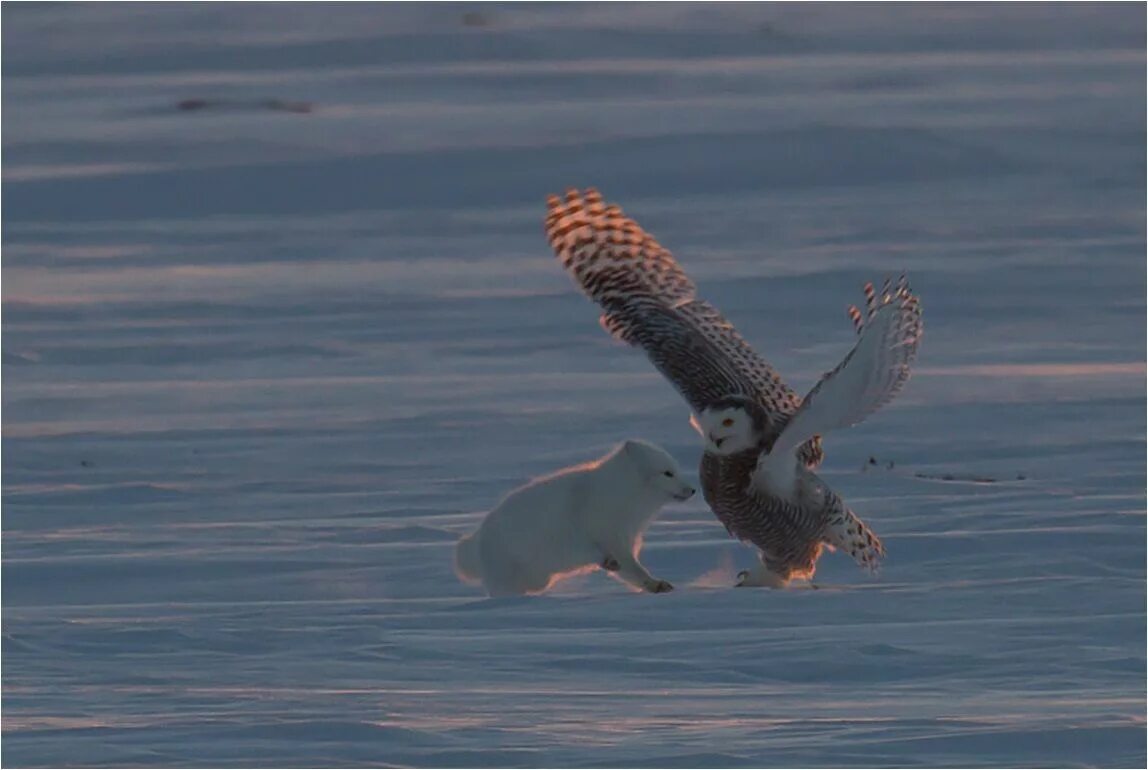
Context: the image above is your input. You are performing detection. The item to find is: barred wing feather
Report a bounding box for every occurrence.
[544,188,803,424]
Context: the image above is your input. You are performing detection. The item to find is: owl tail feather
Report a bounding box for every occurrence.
[824,499,885,574]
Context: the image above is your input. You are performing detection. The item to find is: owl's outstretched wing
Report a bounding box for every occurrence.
[756,277,922,490]
[544,188,803,426]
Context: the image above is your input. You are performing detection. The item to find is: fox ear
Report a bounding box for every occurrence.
[622,439,647,457]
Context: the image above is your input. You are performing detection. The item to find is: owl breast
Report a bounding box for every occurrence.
[700,450,826,578]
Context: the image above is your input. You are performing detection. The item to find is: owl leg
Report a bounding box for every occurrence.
[735,559,791,589]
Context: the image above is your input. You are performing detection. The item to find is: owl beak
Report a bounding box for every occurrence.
[709,434,725,449]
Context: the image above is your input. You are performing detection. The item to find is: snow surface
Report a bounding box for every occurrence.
[3,3,1145,767]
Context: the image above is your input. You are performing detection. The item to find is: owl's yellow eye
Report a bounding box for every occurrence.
[722,418,734,427]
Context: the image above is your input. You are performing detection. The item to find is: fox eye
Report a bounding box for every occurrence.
[663,471,674,477]
[722,418,734,427]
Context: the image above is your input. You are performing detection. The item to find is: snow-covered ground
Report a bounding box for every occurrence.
[3,3,1145,767]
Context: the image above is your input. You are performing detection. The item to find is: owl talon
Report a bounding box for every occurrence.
[644,579,674,593]
[736,565,790,588]
[600,556,620,572]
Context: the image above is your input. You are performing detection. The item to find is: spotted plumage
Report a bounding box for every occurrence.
[700,449,825,579]
[544,188,921,586]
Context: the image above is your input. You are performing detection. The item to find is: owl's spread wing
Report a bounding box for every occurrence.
[544,188,803,423]
[758,276,922,484]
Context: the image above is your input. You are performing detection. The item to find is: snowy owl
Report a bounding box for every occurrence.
[543,188,922,587]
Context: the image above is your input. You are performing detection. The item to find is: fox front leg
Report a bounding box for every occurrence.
[606,550,673,593]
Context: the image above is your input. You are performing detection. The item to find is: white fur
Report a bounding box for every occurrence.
[691,407,759,455]
[455,439,695,597]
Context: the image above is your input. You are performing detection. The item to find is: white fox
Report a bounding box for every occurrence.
[455,440,695,596]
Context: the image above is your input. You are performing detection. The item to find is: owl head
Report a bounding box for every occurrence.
[690,395,768,456]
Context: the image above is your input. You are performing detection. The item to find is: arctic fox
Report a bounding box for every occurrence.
[455,439,695,597]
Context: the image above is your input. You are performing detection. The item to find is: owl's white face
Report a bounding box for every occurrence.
[691,406,760,455]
